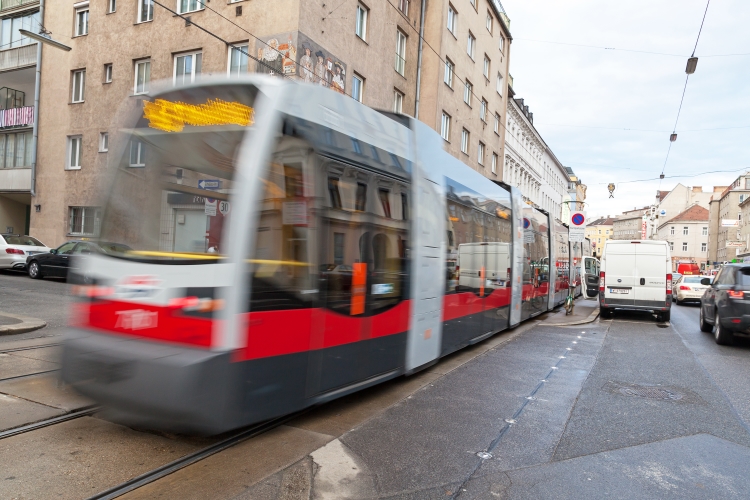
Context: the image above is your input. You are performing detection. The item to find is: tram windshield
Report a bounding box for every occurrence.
[99,84,257,261]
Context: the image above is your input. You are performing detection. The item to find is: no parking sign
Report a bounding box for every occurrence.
[569,211,587,242]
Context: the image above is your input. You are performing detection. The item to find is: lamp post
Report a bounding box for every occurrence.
[18,29,71,52]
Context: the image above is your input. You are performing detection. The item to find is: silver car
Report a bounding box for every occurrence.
[0,234,51,271]
[672,275,712,305]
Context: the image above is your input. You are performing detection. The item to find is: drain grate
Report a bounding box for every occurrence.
[619,386,683,401]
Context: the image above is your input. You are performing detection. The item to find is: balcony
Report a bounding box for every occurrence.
[0,44,37,72]
[0,0,39,13]
[0,105,33,129]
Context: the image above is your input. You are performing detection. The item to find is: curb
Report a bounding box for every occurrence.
[0,312,47,336]
[542,304,601,327]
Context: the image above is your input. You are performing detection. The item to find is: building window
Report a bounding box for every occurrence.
[379,189,392,218]
[447,5,456,34]
[499,35,505,53]
[0,12,40,49]
[0,132,33,168]
[670,226,674,235]
[741,194,746,203]
[398,0,409,16]
[469,0,476,9]
[71,69,85,103]
[355,3,368,40]
[483,55,490,79]
[480,98,487,121]
[104,64,113,83]
[440,112,451,141]
[486,12,493,33]
[75,5,89,36]
[496,72,503,96]
[444,58,454,87]
[174,52,202,85]
[393,90,403,113]
[352,74,364,102]
[228,44,249,76]
[701,242,707,252]
[463,80,472,105]
[477,142,484,165]
[69,207,101,236]
[461,128,469,154]
[67,136,82,170]
[108,0,116,13]
[683,226,688,235]
[328,178,342,209]
[138,0,153,23]
[682,242,688,252]
[129,140,146,167]
[702,226,708,236]
[467,32,475,59]
[134,59,150,95]
[494,113,500,134]
[178,0,202,14]
[395,30,407,75]
[99,132,108,153]
[491,153,497,174]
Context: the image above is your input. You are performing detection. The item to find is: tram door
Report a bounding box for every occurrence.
[312,160,409,395]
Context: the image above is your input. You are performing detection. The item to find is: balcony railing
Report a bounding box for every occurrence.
[0,0,39,12]
[0,105,33,129]
[0,43,37,72]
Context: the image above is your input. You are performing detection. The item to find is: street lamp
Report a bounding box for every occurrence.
[19,29,71,52]
[685,57,698,75]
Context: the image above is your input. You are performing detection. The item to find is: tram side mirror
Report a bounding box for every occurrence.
[700,278,711,286]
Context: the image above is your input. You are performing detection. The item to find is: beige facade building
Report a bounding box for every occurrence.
[585,216,614,258]
[418,0,511,179]
[612,207,649,241]
[2,0,519,246]
[655,205,709,271]
[707,174,750,266]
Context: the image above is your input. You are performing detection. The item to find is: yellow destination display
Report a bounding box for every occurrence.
[143,98,254,132]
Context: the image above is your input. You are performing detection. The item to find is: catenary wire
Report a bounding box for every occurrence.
[514,37,747,58]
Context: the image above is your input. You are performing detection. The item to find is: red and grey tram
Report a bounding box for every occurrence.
[62,77,580,434]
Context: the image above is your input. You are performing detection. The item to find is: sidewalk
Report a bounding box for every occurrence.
[542,297,599,326]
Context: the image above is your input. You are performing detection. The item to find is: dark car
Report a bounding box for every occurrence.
[699,264,750,345]
[26,240,130,280]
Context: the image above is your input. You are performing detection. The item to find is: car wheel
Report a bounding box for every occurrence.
[28,261,43,280]
[714,310,734,346]
[675,297,682,305]
[699,306,712,332]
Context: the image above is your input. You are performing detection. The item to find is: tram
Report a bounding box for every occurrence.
[62,77,583,434]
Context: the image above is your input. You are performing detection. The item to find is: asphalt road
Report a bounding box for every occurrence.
[0,270,70,341]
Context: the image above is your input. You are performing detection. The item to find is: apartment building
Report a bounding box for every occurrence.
[612,207,649,241]
[502,92,570,219]
[707,173,750,265]
[0,0,39,235]
[649,184,717,233]
[585,216,614,258]
[26,0,428,246]
[655,205,709,271]
[418,0,512,180]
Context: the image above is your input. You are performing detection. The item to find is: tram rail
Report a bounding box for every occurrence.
[0,406,100,440]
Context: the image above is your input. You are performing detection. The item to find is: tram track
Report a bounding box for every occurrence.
[86,411,304,500]
[0,368,59,383]
[0,405,100,440]
[0,342,60,354]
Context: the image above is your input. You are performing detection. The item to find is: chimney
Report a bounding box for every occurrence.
[528,112,533,124]
[714,186,727,193]
[692,186,702,193]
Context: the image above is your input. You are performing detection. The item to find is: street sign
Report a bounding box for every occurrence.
[659,209,667,216]
[204,198,217,216]
[219,200,230,216]
[569,211,587,242]
[198,179,221,190]
[722,219,739,227]
[726,241,744,248]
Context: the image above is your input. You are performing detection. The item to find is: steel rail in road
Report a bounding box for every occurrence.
[0,342,60,354]
[0,405,100,440]
[86,411,305,500]
[0,368,59,383]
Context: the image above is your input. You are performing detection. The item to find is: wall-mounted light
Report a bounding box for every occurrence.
[34,204,41,212]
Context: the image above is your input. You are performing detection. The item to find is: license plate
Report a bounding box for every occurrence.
[610,288,629,294]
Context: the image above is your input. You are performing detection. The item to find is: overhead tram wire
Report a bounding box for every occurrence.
[659,0,711,183]
[513,38,749,58]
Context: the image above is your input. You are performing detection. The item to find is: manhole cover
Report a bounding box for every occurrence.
[619,386,683,400]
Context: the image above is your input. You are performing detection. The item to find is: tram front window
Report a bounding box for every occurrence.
[100,85,256,259]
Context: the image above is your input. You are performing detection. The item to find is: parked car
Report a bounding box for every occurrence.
[672,275,712,304]
[699,264,750,345]
[0,234,51,271]
[599,239,672,321]
[26,240,130,280]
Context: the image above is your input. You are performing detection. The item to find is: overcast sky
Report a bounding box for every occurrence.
[500,0,750,219]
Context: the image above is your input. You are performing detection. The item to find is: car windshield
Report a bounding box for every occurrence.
[2,235,45,246]
[683,276,704,284]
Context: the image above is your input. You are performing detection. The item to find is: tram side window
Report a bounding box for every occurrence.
[320,161,408,316]
[249,150,314,312]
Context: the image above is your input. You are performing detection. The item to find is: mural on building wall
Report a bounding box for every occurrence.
[256,32,346,95]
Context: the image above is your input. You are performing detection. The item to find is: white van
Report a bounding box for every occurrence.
[599,240,672,321]
[457,242,511,291]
